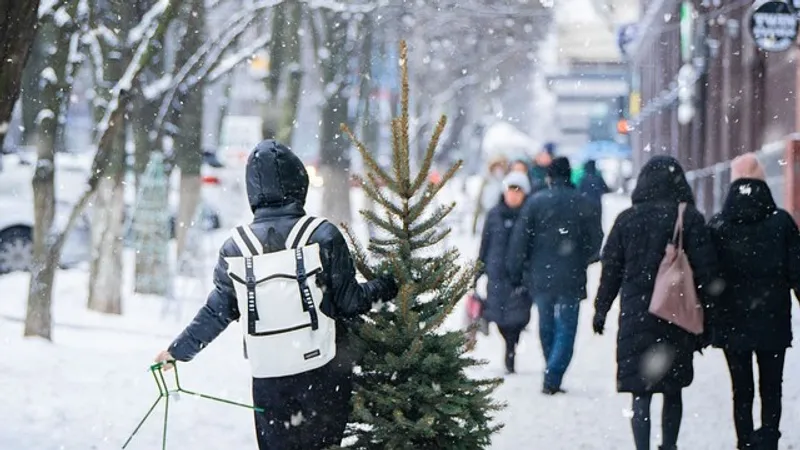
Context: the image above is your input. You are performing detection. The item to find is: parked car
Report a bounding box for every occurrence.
[0,151,224,275]
[0,197,92,274]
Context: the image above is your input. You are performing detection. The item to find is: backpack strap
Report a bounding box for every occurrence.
[229,226,262,335]
[285,216,315,249]
[295,217,327,248]
[244,255,259,335]
[294,246,319,330]
[231,225,263,256]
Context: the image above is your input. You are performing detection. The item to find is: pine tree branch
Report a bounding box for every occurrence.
[341,222,375,280]
[408,203,455,238]
[361,209,403,238]
[341,123,394,188]
[363,172,403,215]
[410,114,447,192]
[407,159,461,223]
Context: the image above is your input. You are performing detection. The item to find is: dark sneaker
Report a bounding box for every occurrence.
[541,386,567,395]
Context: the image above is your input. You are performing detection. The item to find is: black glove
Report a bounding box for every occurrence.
[377,274,398,300]
[592,313,605,335]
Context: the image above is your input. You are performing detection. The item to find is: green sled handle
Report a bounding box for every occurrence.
[121,361,264,450]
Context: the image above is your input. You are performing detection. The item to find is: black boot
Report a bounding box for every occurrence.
[753,428,780,450]
[504,351,515,374]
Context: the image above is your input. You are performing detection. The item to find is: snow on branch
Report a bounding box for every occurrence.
[82,31,105,86]
[127,0,170,47]
[39,0,62,18]
[152,0,283,134]
[302,0,378,13]
[97,0,178,138]
[207,32,271,82]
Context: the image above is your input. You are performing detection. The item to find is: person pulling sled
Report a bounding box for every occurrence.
[154,140,398,450]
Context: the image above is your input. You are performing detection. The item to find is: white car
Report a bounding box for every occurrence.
[0,195,92,274]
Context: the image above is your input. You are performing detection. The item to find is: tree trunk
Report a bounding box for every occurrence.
[174,0,205,260]
[319,11,351,226]
[276,0,302,145]
[129,0,170,286]
[25,129,57,340]
[23,8,78,339]
[0,0,40,148]
[20,32,46,147]
[87,127,125,314]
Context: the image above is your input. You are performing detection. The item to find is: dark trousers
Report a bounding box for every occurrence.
[724,349,786,449]
[630,391,683,450]
[252,363,352,450]
[498,325,524,356]
[536,294,580,389]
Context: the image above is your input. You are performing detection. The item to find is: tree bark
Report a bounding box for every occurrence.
[20,31,46,147]
[276,0,302,145]
[174,0,205,260]
[0,0,40,149]
[318,11,352,226]
[25,126,57,340]
[86,0,138,313]
[24,6,79,339]
[87,128,125,314]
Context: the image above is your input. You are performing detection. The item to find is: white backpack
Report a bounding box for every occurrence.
[225,216,336,378]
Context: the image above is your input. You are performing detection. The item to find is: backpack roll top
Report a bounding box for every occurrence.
[225,216,336,378]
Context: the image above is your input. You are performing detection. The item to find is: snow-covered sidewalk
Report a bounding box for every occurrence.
[2,193,800,449]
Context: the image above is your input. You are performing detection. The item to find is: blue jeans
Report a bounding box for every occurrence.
[536,294,580,389]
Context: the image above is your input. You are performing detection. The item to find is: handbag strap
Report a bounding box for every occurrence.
[672,202,688,250]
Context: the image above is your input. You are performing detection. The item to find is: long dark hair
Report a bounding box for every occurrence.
[631,155,695,205]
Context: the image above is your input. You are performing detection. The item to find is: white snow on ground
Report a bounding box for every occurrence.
[2,191,800,449]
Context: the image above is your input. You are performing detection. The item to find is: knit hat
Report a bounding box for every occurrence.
[730,153,766,181]
[503,171,531,195]
[547,156,572,180]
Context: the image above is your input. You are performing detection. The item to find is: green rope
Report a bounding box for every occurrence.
[122,361,264,449]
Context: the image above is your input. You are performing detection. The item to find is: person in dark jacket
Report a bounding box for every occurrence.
[477,171,533,374]
[708,153,800,450]
[592,155,719,450]
[527,142,556,194]
[154,140,398,450]
[578,159,610,227]
[507,157,603,394]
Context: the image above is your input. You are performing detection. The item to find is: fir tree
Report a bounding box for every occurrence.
[337,40,504,450]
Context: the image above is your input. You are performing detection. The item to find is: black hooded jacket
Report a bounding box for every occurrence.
[708,178,800,351]
[505,175,603,300]
[168,140,397,362]
[594,156,719,393]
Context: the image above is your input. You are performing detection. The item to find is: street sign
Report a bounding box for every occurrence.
[749,0,799,52]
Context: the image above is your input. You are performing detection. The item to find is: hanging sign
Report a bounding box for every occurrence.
[749,0,798,52]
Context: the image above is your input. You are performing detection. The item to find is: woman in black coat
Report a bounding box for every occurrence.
[592,156,719,450]
[708,153,800,450]
[477,171,533,374]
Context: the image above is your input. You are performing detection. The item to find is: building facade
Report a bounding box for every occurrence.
[628,0,798,214]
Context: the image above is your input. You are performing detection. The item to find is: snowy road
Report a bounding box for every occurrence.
[2,193,800,449]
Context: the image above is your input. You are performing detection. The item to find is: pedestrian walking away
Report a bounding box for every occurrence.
[153,140,398,450]
[506,156,603,394]
[578,159,610,229]
[476,171,533,374]
[592,155,719,450]
[708,153,800,450]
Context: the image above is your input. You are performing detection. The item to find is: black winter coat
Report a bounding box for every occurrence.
[594,156,719,394]
[506,178,603,300]
[478,200,532,329]
[578,170,610,211]
[708,178,800,351]
[168,141,395,367]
